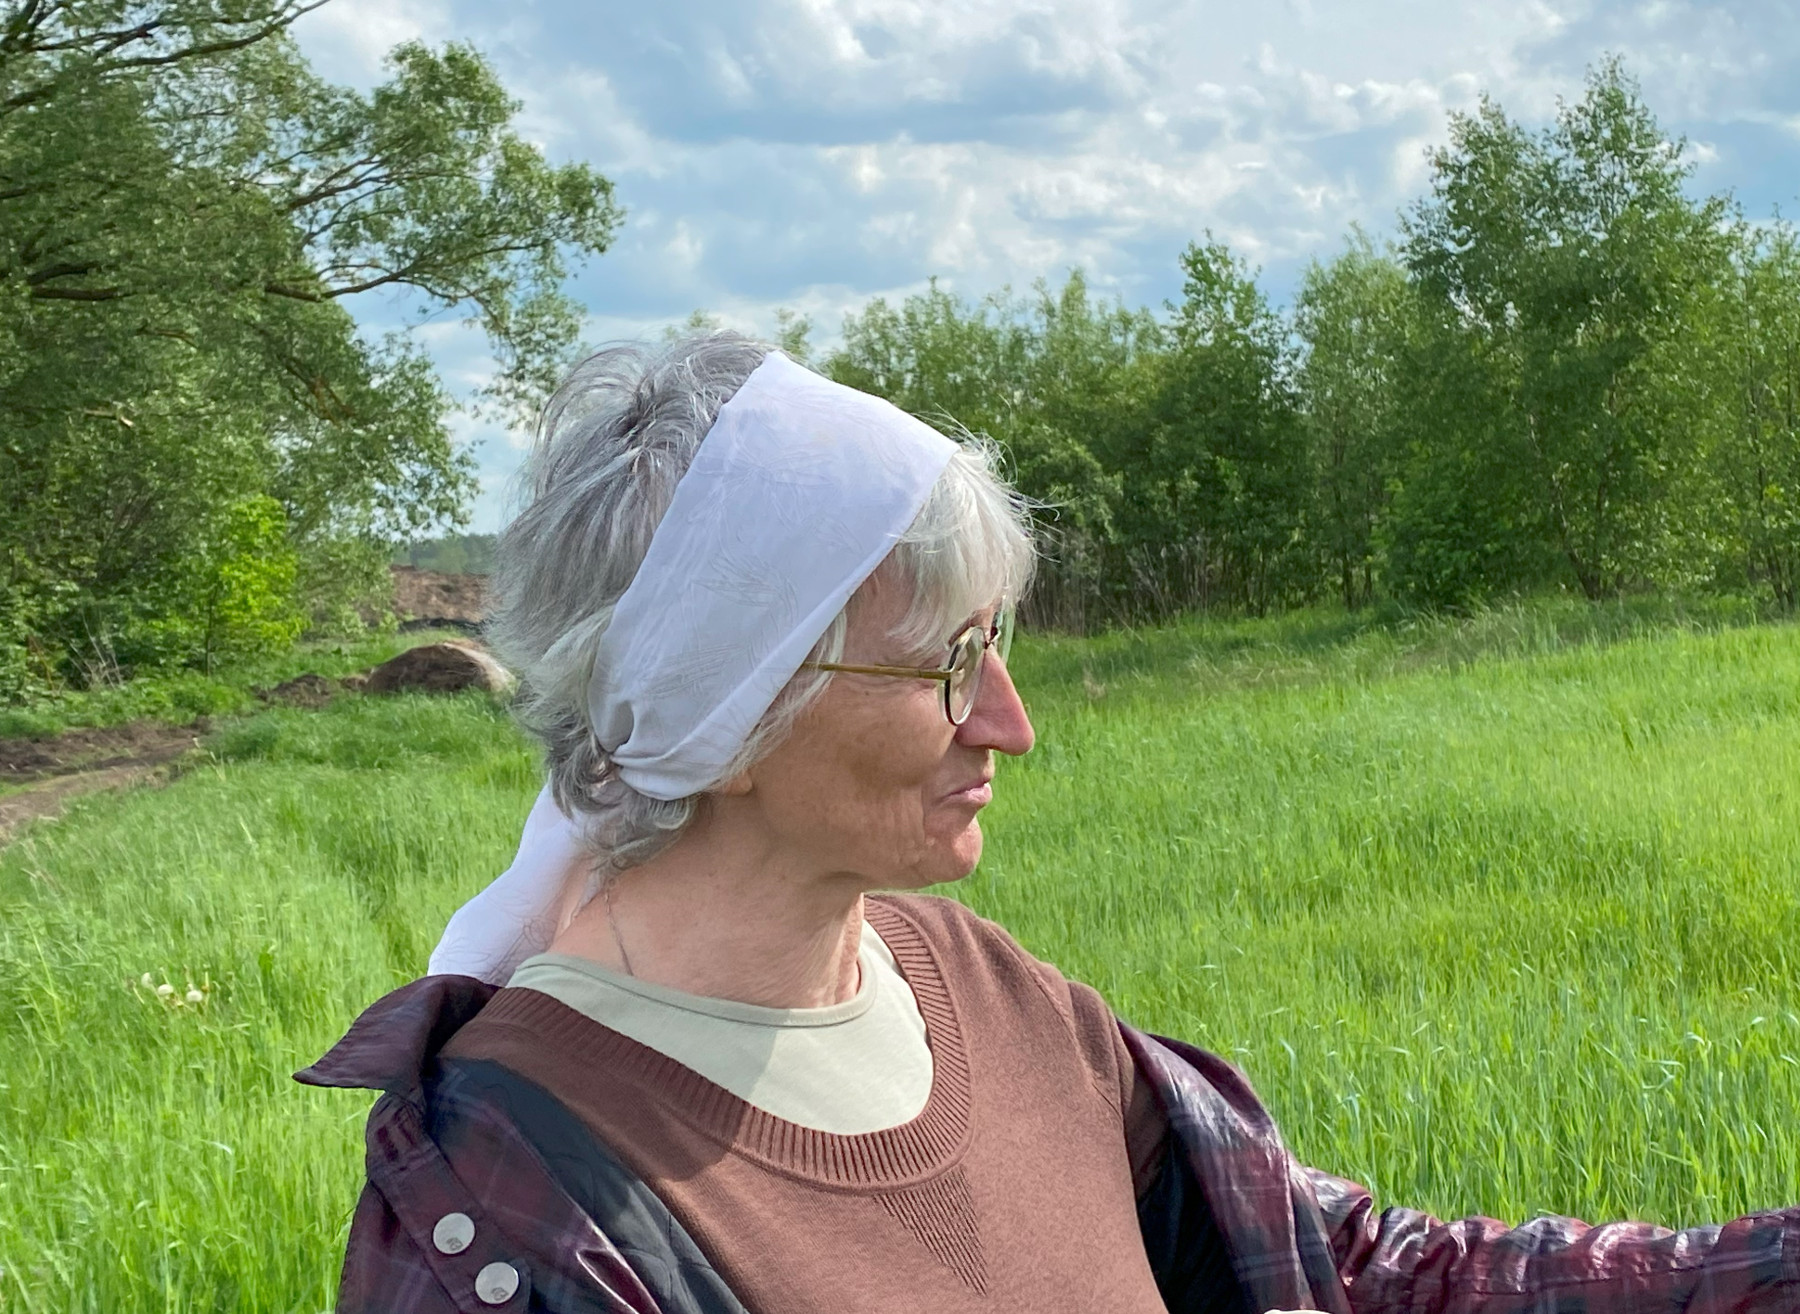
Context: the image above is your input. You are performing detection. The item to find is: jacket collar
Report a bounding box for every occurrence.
[295,974,499,1097]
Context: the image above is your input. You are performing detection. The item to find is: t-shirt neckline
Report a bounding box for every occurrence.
[512,920,883,1028]
[491,894,973,1189]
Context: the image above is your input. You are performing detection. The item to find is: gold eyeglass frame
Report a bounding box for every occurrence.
[802,608,1015,726]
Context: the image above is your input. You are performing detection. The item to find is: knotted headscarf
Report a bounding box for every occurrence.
[429,352,957,983]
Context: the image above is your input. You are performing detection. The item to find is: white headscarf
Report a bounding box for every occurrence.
[429,352,958,984]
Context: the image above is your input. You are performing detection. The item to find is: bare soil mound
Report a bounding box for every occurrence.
[364,642,514,695]
[391,565,487,631]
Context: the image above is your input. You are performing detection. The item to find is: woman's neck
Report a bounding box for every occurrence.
[545,823,866,1009]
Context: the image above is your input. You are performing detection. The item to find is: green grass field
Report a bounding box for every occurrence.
[3,600,1798,1311]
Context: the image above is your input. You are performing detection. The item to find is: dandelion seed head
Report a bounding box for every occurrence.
[155,983,174,999]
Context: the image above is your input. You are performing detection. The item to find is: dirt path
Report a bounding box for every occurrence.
[0,720,207,843]
[0,636,487,843]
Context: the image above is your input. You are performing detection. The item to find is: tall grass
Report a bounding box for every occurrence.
[990,601,1800,1226]
[0,696,539,1311]
[2,602,1797,1310]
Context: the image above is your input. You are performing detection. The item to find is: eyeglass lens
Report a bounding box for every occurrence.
[946,627,983,725]
[946,609,1014,726]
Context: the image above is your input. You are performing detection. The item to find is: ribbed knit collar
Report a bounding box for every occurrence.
[477,895,971,1190]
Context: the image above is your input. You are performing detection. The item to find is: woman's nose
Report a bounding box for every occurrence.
[956,653,1034,755]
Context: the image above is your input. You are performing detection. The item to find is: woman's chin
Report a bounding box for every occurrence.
[880,819,983,890]
[934,819,984,885]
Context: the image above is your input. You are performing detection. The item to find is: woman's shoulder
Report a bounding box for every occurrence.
[866,891,1022,959]
[867,893,1088,1021]
[870,893,1140,1122]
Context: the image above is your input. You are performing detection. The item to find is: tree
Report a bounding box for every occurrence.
[184,495,305,674]
[1294,232,1415,609]
[824,253,1313,625]
[823,273,1157,628]
[1117,237,1308,614]
[824,276,1128,541]
[1713,221,1800,608]
[1397,59,1732,601]
[0,1,622,689]
[772,307,812,363]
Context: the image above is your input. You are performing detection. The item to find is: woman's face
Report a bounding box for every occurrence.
[733,576,1036,891]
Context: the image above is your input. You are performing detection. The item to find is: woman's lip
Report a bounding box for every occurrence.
[945,781,993,805]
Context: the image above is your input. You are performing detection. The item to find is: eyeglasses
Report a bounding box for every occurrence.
[803,609,1015,726]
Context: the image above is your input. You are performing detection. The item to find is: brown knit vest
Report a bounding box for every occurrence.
[441,893,1169,1312]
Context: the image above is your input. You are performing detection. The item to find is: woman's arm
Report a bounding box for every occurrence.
[1124,1026,1800,1314]
[1308,1164,1799,1314]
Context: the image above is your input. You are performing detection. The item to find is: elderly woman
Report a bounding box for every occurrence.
[301,335,1799,1314]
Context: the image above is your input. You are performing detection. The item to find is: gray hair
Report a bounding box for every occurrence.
[486,331,1035,886]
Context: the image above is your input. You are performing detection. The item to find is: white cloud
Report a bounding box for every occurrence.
[291,0,1797,532]
[290,0,450,84]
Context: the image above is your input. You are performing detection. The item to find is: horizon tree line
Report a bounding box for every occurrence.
[5,23,1796,696]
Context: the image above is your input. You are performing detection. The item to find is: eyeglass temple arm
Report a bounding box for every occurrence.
[802,661,954,682]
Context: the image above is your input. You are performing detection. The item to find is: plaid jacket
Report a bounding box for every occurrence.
[298,974,1800,1314]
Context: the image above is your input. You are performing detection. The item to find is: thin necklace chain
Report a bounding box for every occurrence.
[603,879,635,978]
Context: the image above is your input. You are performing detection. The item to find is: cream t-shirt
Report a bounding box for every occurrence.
[506,919,933,1135]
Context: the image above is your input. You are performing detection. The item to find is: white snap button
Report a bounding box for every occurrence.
[475,1260,520,1305]
[431,1211,475,1255]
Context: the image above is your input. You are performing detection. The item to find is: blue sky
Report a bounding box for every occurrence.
[291,0,1800,533]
